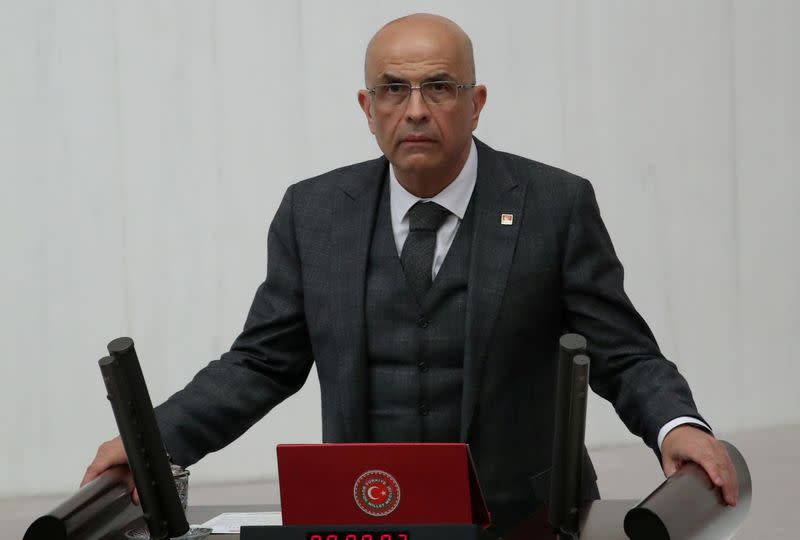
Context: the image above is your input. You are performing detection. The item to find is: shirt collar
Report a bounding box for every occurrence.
[389,138,478,224]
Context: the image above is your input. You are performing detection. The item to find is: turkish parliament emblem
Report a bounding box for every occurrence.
[353,469,401,516]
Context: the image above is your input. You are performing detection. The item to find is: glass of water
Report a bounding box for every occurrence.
[124,465,211,539]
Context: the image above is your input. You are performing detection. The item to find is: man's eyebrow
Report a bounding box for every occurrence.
[375,73,407,84]
[421,72,457,82]
[375,72,457,84]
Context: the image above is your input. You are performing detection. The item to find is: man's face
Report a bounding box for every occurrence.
[358,20,486,182]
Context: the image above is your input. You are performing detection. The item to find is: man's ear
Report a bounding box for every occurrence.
[470,85,487,131]
[358,90,376,134]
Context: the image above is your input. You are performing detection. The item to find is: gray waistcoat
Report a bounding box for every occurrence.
[366,180,474,442]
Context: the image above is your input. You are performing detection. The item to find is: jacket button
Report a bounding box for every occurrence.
[416,317,429,328]
[418,361,429,373]
[419,404,430,416]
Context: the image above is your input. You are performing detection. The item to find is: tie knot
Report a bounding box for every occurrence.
[407,201,450,232]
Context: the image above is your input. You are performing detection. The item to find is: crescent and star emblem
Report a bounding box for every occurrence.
[353,470,401,516]
[367,485,385,500]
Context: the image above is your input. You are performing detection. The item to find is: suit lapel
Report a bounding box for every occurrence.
[460,139,526,441]
[330,156,388,442]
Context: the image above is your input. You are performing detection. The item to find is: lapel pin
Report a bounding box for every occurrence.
[500,214,514,225]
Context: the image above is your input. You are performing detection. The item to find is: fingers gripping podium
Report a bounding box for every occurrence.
[24,338,195,540]
[543,334,752,540]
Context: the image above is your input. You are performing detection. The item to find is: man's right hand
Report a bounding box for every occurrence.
[81,436,140,505]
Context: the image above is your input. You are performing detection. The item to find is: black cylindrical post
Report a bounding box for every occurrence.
[548,333,587,537]
[100,337,189,539]
[561,354,590,535]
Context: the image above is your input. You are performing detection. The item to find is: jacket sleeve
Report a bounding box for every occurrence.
[154,184,314,466]
[561,177,706,456]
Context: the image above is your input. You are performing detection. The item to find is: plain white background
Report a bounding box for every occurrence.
[1,1,797,497]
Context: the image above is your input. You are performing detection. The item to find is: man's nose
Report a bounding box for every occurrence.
[404,88,430,123]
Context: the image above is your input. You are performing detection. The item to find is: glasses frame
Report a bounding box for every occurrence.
[367,80,478,108]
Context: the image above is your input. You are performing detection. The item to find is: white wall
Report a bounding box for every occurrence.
[1,0,797,497]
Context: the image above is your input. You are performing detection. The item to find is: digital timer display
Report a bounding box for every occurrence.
[306,533,410,540]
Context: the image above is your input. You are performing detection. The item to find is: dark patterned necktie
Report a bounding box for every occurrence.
[400,201,451,300]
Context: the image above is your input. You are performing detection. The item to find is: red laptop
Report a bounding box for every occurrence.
[277,443,491,527]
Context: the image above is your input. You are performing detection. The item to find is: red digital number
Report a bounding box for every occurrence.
[361,535,373,540]
[398,535,408,540]
[380,535,392,540]
[345,535,357,540]
[310,536,323,540]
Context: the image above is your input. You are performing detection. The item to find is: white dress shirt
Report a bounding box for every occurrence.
[389,139,478,280]
[387,139,710,450]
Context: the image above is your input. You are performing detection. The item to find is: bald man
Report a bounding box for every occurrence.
[83,14,737,533]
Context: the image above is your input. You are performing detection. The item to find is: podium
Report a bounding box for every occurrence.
[25,335,752,540]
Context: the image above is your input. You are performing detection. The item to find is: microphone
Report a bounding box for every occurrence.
[548,333,590,538]
[99,337,189,539]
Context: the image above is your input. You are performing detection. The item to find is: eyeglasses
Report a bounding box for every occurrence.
[367,81,477,109]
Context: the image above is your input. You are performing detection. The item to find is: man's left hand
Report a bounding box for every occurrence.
[661,425,738,506]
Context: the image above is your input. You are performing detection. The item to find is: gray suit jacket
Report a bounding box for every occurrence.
[154,138,704,518]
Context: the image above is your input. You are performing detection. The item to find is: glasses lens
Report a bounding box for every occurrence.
[375,84,410,106]
[421,81,458,104]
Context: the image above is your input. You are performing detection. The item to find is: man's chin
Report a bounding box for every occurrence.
[393,148,440,167]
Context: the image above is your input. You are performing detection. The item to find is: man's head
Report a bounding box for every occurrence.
[358,14,487,196]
